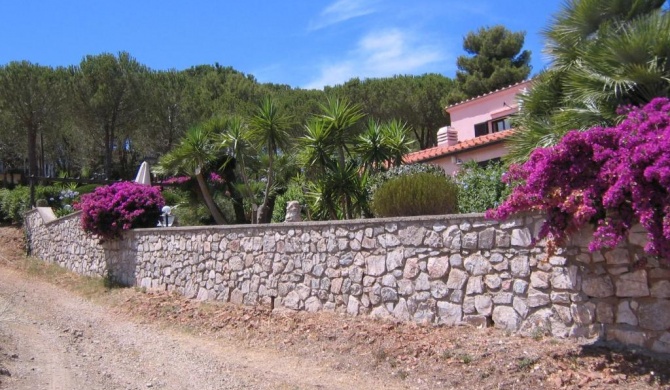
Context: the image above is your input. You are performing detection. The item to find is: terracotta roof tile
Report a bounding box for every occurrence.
[404,130,514,164]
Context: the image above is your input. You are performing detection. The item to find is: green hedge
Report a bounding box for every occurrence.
[371,173,458,217]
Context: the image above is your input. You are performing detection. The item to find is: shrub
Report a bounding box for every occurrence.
[367,163,445,196]
[79,182,165,240]
[455,160,511,213]
[371,173,458,217]
[0,186,30,224]
[487,98,670,261]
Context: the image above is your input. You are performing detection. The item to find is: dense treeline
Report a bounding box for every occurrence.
[0,56,456,181]
[0,24,531,183]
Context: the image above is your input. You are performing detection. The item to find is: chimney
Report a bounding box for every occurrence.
[437,126,459,146]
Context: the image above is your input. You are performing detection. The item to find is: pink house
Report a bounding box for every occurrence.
[404,80,532,174]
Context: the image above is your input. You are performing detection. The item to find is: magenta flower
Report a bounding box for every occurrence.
[487,98,670,262]
[79,181,165,240]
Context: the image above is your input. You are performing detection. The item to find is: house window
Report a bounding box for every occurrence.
[474,122,489,137]
[492,117,511,132]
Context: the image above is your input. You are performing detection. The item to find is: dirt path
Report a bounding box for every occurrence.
[0,264,411,390]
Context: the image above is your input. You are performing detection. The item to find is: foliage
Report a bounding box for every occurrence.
[70,52,148,179]
[0,61,67,179]
[371,173,458,218]
[272,177,308,223]
[446,25,531,104]
[0,185,75,223]
[248,97,292,223]
[487,98,670,261]
[78,182,164,240]
[455,161,511,213]
[155,125,228,224]
[306,161,370,220]
[507,0,670,163]
[367,163,446,196]
[327,74,454,149]
[0,187,29,224]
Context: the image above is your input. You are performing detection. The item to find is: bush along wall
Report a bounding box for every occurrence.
[25,208,670,354]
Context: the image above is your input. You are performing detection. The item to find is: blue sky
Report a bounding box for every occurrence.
[0,0,563,89]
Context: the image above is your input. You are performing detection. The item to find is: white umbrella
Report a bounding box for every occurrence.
[134,161,151,185]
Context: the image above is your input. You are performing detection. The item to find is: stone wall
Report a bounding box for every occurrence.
[24,208,670,353]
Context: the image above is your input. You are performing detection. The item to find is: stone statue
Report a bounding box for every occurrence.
[284,201,302,222]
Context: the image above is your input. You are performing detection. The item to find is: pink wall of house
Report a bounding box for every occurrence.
[423,142,509,175]
[444,80,532,144]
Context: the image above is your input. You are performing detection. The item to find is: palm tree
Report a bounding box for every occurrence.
[354,119,390,174]
[382,119,415,167]
[298,118,335,176]
[507,0,670,163]
[317,98,365,167]
[155,125,228,224]
[248,97,291,223]
[216,115,256,215]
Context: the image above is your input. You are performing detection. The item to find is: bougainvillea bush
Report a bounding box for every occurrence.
[487,98,670,261]
[79,181,165,240]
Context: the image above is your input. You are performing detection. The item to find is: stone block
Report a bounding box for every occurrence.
[463,315,490,328]
[511,228,532,247]
[446,268,468,290]
[464,254,491,276]
[550,292,571,304]
[553,304,572,324]
[492,292,513,304]
[596,302,614,324]
[606,327,647,347]
[605,248,630,265]
[366,255,386,276]
[492,306,521,331]
[449,253,463,267]
[427,256,449,279]
[430,281,448,299]
[570,302,596,325]
[484,274,501,289]
[386,249,404,271]
[530,271,550,289]
[551,266,580,290]
[510,256,530,277]
[392,298,411,322]
[651,280,670,298]
[616,301,638,326]
[475,295,493,316]
[466,276,483,295]
[513,297,529,318]
[347,296,360,315]
[437,301,462,325]
[638,300,670,330]
[478,228,495,249]
[415,272,431,291]
[462,232,478,250]
[527,290,550,308]
[615,270,649,297]
[513,279,528,294]
[403,258,419,279]
[582,275,614,298]
[305,296,322,312]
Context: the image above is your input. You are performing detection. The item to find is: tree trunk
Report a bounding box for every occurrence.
[256,153,274,224]
[27,125,38,181]
[194,168,227,225]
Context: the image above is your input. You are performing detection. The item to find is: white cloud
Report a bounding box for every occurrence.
[303,28,447,89]
[308,0,379,31]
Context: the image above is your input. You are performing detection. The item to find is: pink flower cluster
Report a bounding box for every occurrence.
[161,176,191,185]
[79,181,165,240]
[487,98,670,261]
